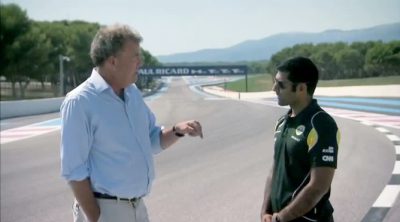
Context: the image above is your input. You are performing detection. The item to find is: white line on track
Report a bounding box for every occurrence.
[376,127,390,133]
[393,161,400,175]
[387,134,400,142]
[395,145,400,155]
[372,185,400,208]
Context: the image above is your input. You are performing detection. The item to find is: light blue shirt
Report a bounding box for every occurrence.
[60,69,163,198]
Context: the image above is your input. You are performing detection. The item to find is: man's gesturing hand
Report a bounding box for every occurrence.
[174,120,203,139]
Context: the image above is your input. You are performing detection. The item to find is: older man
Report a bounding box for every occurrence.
[61,24,203,222]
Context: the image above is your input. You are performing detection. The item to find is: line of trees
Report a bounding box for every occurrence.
[167,39,400,79]
[266,41,400,80]
[2,3,399,100]
[0,3,160,99]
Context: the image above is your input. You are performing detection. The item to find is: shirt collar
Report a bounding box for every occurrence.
[286,99,319,122]
[87,68,138,99]
[88,68,112,93]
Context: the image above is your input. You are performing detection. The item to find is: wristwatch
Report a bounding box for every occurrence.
[173,125,185,137]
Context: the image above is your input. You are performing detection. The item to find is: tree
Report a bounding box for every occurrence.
[136,49,161,90]
[65,21,100,90]
[350,41,377,55]
[365,41,400,77]
[267,41,398,80]
[0,3,30,70]
[1,4,53,98]
[1,3,166,99]
[311,49,337,80]
[4,24,52,98]
[334,48,364,79]
[0,3,31,97]
[248,61,268,74]
[35,21,72,94]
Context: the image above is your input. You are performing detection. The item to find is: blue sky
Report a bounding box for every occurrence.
[3,0,400,56]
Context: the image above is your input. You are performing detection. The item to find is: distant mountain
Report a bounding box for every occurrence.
[157,22,400,63]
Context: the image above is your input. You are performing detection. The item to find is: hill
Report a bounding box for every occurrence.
[157,22,400,63]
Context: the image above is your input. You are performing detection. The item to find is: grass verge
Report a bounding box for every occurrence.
[219,74,400,92]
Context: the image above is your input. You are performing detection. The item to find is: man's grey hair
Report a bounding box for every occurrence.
[90,24,143,66]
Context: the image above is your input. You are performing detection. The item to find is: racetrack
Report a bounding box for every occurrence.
[1,77,399,222]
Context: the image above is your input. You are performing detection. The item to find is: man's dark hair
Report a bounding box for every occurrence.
[277,56,319,96]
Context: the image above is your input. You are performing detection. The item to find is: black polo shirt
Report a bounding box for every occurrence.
[270,99,339,220]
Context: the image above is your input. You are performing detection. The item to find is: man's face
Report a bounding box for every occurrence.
[113,40,143,88]
[272,71,298,106]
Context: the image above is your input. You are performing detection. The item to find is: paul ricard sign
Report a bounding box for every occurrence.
[138,65,247,76]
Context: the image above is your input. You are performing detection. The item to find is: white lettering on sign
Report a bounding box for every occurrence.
[139,66,247,76]
[155,68,190,75]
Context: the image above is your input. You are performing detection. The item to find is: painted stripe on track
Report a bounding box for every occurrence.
[393,161,400,174]
[372,185,400,208]
[387,135,400,142]
[395,145,400,155]
[376,127,390,134]
[0,120,60,145]
[323,107,400,129]
[360,125,400,221]
[317,97,400,106]
[318,101,400,115]
[361,208,390,222]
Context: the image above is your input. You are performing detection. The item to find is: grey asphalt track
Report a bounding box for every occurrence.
[1,78,399,222]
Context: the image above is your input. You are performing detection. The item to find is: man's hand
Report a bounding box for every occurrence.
[86,212,100,222]
[69,179,100,222]
[272,213,283,222]
[174,120,203,138]
[160,120,203,149]
[261,213,273,222]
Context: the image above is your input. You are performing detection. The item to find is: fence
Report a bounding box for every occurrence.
[0,81,58,101]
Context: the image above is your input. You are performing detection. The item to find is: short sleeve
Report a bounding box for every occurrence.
[307,112,340,168]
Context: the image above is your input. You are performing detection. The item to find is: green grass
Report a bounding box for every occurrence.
[219,74,274,92]
[219,74,400,92]
[318,75,400,87]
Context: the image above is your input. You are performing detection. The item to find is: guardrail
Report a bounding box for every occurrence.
[0,82,165,120]
[0,97,65,119]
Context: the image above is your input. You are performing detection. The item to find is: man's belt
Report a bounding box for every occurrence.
[93,192,141,203]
